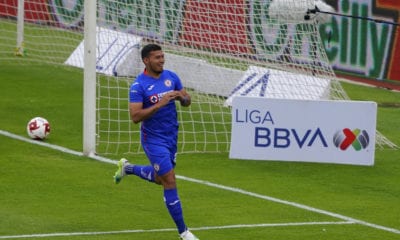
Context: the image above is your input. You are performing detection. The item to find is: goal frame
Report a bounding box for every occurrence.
[83,0,97,156]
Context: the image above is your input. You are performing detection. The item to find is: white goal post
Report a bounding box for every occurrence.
[83,0,97,156]
[15,0,24,56]
[1,0,397,155]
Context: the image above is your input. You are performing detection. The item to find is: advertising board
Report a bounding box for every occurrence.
[230,96,377,166]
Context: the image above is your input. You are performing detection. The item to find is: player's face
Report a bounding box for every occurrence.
[145,50,165,76]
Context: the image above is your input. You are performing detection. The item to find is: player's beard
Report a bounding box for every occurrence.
[149,62,164,75]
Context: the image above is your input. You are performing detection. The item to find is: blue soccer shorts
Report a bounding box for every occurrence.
[142,142,177,176]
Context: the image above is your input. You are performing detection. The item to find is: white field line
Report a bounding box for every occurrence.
[1,129,400,236]
[178,176,400,235]
[0,221,353,239]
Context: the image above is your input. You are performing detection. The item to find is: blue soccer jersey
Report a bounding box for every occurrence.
[129,70,183,145]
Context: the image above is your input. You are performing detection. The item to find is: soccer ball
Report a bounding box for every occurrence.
[27,117,50,140]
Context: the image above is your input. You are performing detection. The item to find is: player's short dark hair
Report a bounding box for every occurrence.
[141,44,162,60]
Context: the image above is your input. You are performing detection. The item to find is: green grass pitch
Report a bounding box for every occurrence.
[1,27,400,240]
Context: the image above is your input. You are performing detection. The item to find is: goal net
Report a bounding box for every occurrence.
[0,0,397,154]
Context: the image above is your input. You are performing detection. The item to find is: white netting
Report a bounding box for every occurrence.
[0,0,396,154]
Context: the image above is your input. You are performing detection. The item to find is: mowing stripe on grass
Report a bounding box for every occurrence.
[1,129,399,235]
[0,221,354,239]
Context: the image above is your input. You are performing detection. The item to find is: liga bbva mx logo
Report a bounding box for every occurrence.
[333,128,370,151]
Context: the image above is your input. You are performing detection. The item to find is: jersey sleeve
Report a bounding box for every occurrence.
[129,80,143,103]
[169,71,183,91]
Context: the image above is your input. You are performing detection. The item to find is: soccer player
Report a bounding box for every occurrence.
[113,44,199,240]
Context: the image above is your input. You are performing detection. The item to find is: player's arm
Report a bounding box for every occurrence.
[176,88,191,107]
[129,92,178,123]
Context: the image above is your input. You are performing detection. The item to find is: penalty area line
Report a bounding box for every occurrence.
[0,221,354,239]
[1,130,399,235]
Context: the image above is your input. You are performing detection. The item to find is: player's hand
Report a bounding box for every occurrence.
[159,91,179,106]
[174,90,191,107]
[173,91,185,101]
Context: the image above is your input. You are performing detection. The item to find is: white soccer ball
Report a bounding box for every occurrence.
[27,117,51,140]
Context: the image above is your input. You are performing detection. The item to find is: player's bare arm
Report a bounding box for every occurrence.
[176,89,191,107]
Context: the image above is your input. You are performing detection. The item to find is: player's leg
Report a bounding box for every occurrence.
[158,169,187,233]
[114,143,198,239]
[152,147,198,239]
[147,144,185,233]
[126,163,158,183]
[113,158,160,184]
[113,141,165,184]
[157,168,199,240]
[146,145,187,234]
